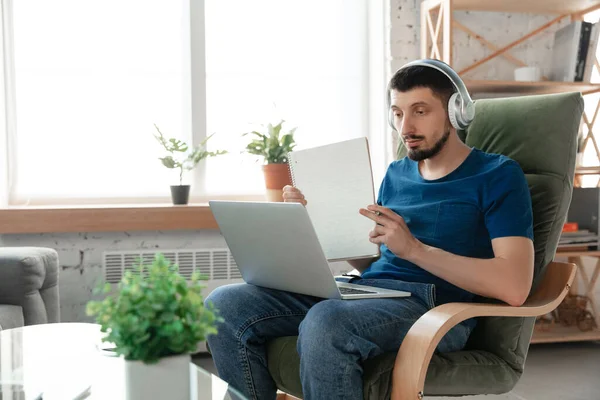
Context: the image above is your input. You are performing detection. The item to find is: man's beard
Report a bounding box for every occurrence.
[406,128,451,161]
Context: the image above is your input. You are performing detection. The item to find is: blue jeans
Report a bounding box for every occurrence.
[205,278,473,400]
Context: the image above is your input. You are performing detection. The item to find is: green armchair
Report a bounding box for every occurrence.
[267,92,583,399]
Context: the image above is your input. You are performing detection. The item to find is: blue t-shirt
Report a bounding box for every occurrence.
[361,148,534,304]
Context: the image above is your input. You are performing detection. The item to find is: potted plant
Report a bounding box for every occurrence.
[154,124,227,205]
[86,253,221,400]
[243,120,297,202]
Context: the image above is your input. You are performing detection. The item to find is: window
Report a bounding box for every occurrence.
[204,0,368,195]
[2,0,379,205]
[7,0,188,204]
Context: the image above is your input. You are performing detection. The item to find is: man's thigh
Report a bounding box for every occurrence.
[299,294,471,356]
[300,295,430,355]
[208,283,324,340]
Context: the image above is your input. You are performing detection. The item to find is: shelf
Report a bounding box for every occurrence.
[555,250,600,257]
[466,80,600,96]
[532,325,600,344]
[575,166,600,175]
[453,0,600,15]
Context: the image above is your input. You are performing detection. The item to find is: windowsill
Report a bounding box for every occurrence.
[0,203,221,234]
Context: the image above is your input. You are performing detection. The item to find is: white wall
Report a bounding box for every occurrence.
[2,0,597,322]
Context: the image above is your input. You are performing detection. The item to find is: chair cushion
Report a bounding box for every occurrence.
[268,92,583,398]
[462,92,581,285]
[460,92,581,384]
[268,335,521,399]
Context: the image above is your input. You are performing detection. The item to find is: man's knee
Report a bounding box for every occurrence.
[205,284,263,349]
[206,283,292,329]
[206,283,254,310]
[298,300,352,356]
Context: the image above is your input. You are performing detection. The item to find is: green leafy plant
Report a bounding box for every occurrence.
[154,124,227,185]
[86,253,222,364]
[243,120,297,164]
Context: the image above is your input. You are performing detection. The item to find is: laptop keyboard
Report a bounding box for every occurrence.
[339,287,377,295]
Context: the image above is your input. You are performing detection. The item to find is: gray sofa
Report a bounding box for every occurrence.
[0,247,60,330]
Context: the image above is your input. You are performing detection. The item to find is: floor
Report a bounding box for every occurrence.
[192,340,600,400]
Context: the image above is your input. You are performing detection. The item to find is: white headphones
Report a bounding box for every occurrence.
[388,59,475,131]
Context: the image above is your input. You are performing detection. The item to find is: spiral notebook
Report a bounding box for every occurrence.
[287,137,379,261]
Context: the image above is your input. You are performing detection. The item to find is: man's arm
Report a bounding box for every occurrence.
[406,237,534,306]
[360,205,534,307]
[347,255,379,274]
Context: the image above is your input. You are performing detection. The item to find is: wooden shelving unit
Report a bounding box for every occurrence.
[531,325,600,344]
[532,251,600,344]
[420,0,600,344]
[421,0,600,93]
[448,0,600,15]
[466,80,600,96]
[576,166,600,175]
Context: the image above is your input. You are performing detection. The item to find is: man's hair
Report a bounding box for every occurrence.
[388,65,456,109]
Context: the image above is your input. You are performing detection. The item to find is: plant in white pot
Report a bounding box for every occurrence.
[154,124,227,205]
[86,253,221,400]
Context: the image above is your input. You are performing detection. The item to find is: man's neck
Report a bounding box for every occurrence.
[418,135,472,181]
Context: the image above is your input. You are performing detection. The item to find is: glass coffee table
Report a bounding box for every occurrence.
[0,323,247,400]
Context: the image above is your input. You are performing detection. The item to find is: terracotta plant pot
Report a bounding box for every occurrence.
[262,163,292,202]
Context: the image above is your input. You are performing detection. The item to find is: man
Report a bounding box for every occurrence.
[206,61,534,400]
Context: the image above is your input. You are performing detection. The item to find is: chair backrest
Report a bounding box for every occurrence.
[396,91,583,372]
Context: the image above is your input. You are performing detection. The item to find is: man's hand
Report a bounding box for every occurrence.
[359,204,422,259]
[282,185,307,206]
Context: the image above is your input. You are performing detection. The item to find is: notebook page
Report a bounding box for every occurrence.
[288,137,379,261]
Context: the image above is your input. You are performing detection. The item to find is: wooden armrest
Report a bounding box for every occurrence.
[391,261,576,400]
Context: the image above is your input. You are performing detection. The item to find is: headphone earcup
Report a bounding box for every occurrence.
[448,92,461,130]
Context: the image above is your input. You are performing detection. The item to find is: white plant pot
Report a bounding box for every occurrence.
[125,353,191,400]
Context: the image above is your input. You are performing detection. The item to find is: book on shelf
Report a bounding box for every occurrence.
[583,22,600,82]
[557,243,598,252]
[563,222,579,232]
[550,20,594,82]
[559,229,598,243]
[561,228,594,237]
[557,228,599,252]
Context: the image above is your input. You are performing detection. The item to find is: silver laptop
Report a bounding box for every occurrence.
[209,200,410,300]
